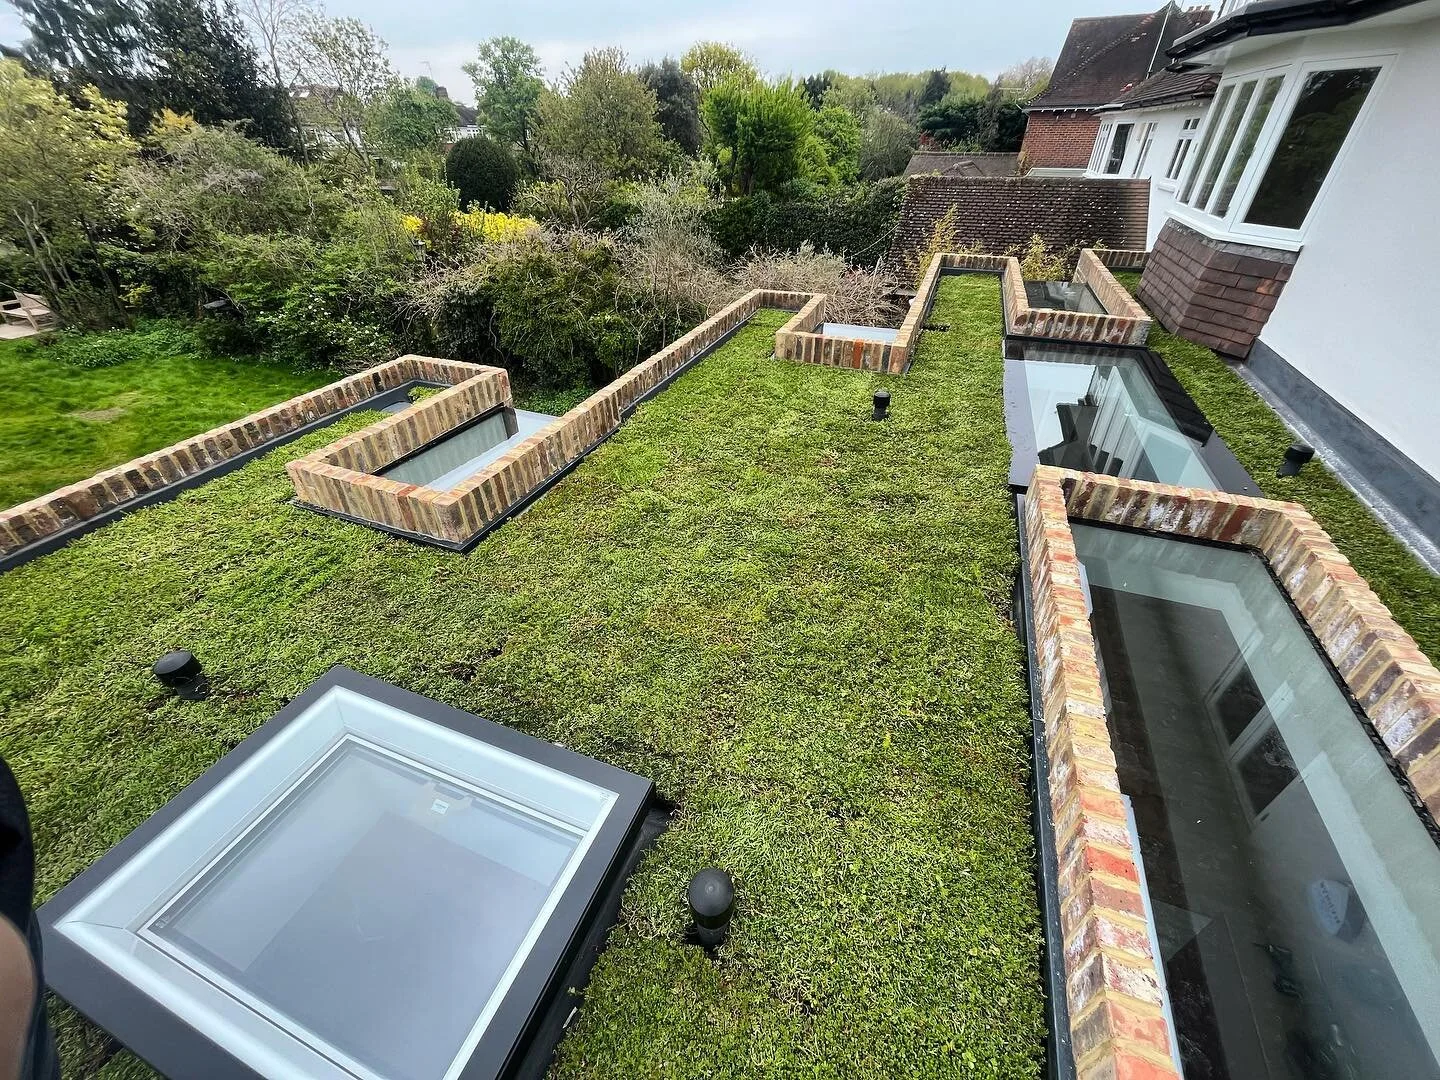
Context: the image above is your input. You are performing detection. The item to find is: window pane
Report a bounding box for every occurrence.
[1194,80,1255,209]
[1181,85,1233,202]
[1105,123,1132,174]
[1245,66,1380,229]
[1132,122,1156,176]
[1166,137,1191,181]
[1089,123,1111,172]
[1212,75,1285,216]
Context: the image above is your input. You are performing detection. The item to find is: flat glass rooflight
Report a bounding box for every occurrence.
[1002,340,1260,495]
[40,667,653,1080]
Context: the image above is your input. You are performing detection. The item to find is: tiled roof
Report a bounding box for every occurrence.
[902,152,1020,178]
[1105,67,1219,109]
[1027,3,1214,111]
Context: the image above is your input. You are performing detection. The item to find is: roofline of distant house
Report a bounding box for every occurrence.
[1168,0,1428,59]
[1095,76,1219,111]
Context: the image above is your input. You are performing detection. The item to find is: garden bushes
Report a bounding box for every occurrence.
[704,178,904,266]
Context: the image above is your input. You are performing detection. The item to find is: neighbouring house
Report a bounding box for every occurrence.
[1020,2,1214,173]
[1084,67,1219,244]
[901,151,1020,178]
[1139,0,1440,548]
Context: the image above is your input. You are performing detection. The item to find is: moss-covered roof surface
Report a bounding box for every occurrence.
[1,275,1049,1079]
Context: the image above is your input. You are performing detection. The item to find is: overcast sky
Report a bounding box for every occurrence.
[1,0,1164,103]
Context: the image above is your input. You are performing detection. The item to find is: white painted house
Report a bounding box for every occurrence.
[1134,0,1440,554]
[1084,69,1218,246]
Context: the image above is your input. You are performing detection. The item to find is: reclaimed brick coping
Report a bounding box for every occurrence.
[0,356,454,563]
[1023,464,1440,1080]
[291,290,811,550]
[1005,249,1152,346]
[774,252,1010,375]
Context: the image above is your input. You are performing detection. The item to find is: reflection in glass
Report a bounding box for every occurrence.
[150,740,582,1080]
[1074,525,1440,1080]
[1017,356,1219,488]
[1194,80,1255,210]
[1212,76,1285,217]
[1182,85,1234,204]
[1245,67,1379,230]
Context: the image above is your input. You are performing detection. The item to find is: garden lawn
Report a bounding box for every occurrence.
[0,276,1047,1079]
[0,335,331,509]
[1114,271,1440,661]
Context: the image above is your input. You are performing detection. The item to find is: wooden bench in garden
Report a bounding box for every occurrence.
[1,291,56,331]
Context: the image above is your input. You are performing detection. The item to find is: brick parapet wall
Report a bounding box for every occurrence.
[1025,464,1440,1079]
[889,175,1148,268]
[0,356,440,558]
[292,290,814,547]
[1004,250,1152,345]
[1137,219,1293,357]
[1020,112,1103,171]
[1093,249,1148,271]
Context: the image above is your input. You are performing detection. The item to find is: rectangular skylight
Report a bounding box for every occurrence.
[40,668,652,1080]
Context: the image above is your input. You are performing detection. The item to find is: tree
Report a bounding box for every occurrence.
[463,36,543,153]
[445,134,519,210]
[813,105,861,185]
[0,58,137,321]
[146,0,292,147]
[534,48,664,180]
[702,78,813,196]
[680,41,756,94]
[995,56,1052,102]
[12,0,147,104]
[292,12,394,165]
[639,58,700,157]
[860,108,918,180]
[237,0,312,151]
[918,86,1026,152]
[801,72,832,106]
[919,69,949,109]
[822,76,877,121]
[366,79,458,163]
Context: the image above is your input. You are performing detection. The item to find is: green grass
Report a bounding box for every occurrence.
[0,335,331,509]
[1114,271,1440,659]
[0,277,1046,1079]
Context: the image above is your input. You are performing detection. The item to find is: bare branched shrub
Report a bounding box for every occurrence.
[1008,234,1092,279]
[618,172,726,321]
[727,243,897,325]
[902,205,983,287]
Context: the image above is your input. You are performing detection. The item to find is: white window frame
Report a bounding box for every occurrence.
[1170,50,1394,249]
[1088,121,1114,174]
[1160,116,1203,189]
[1101,121,1134,175]
[1131,121,1158,177]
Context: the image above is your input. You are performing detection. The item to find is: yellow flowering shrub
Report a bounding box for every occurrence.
[454,210,539,243]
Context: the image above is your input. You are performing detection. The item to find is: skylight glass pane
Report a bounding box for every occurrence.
[1245,66,1379,230]
[1180,85,1233,203]
[148,739,581,1080]
[1211,76,1284,217]
[1073,526,1440,1080]
[1194,80,1255,210]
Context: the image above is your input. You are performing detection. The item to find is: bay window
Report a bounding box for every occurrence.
[1176,58,1385,240]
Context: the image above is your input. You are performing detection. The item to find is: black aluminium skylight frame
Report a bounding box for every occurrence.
[1001,336,1263,496]
[37,665,655,1080]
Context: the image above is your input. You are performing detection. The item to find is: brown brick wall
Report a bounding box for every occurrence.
[292,290,815,547]
[889,176,1149,268]
[0,358,438,558]
[1004,249,1152,345]
[773,254,1010,373]
[1137,219,1293,358]
[1020,112,1102,171]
